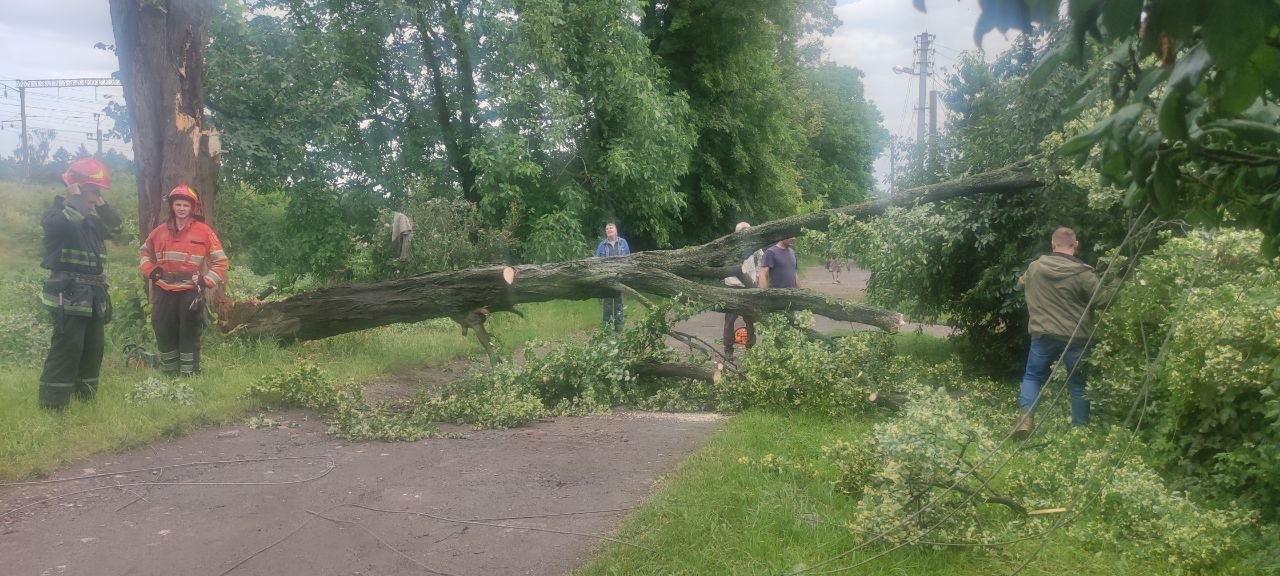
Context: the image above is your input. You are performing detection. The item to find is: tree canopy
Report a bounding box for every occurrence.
[203,0,885,280]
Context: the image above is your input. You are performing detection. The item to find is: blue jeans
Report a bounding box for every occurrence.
[602,294,624,331]
[1019,336,1090,426]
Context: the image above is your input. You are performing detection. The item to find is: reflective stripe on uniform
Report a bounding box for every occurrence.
[38,292,93,314]
[58,248,101,266]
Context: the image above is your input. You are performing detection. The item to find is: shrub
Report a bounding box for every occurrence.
[832,390,1256,571]
[1005,428,1257,572]
[1092,228,1280,518]
[717,314,925,416]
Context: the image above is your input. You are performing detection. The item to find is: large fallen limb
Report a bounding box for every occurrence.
[223,163,1040,343]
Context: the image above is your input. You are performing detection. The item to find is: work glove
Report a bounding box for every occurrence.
[148,268,163,281]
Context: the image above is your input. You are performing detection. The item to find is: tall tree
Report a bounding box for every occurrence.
[110,0,220,239]
[643,0,845,244]
[796,63,888,208]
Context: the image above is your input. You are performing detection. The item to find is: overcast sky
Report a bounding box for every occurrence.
[0,0,1013,185]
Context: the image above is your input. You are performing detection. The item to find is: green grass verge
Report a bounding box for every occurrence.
[574,410,1276,576]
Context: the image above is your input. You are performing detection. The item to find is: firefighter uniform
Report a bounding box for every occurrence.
[139,187,228,376]
[38,163,121,409]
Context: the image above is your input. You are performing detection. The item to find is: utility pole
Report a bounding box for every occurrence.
[11,78,122,179]
[893,32,936,165]
[87,113,109,156]
[914,32,933,145]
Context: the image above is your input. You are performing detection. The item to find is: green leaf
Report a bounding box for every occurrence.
[1027,43,1069,89]
[1159,87,1189,141]
[1215,63,1264,115]
[1199,119,1280,145]
[1100,139,1130,184]
[1059,114,1114,156]
[1151,153,1180,214]
[1109,102,1145,139]
[1202,0,1277,71]
[1100,0,1142,38]
[1133,66,1170,101]
[1250,44,1280,97]
[1168,43,1212,89]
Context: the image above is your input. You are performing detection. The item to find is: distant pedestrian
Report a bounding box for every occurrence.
[759,237,799,289]
[827,256,843,284]
[37,158,121,410]
[139,185,229,376]
[390,210,413,262]
[723,222,761,360]
[594,222,630,331]
[1012,227,1116,438]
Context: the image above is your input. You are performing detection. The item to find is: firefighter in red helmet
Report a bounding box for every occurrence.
[38,158,121,410]
[139,184,229,376]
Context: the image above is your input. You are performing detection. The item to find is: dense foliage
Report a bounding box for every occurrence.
[1093,228,1280,519]
[930,0,1280,256]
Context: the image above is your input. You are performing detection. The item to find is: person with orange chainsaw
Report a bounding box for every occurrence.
[37,158,122,410]
[139,185,228,376]
[722,221,762,361]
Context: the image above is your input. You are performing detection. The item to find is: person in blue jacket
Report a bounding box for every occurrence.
[594,222,630,331]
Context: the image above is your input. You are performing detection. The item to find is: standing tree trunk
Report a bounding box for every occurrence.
[109,0,220,240]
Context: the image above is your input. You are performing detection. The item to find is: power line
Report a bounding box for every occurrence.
[7,77,124,179]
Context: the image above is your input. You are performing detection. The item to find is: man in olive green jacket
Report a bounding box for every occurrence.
[1013,227,1115,437]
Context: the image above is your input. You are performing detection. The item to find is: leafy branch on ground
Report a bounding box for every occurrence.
[244,363,444,442]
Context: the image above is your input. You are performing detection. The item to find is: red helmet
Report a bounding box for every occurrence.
[62,158,111,189]
[168,184,199,205]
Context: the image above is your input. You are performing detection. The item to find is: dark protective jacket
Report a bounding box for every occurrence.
[1018,252,1116,341]
[39,196,121,317]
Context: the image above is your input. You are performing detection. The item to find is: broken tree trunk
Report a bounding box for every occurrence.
[223,162,1041,343]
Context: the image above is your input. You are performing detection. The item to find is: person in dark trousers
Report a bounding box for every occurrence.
[759,237,799,289]
[1013,227,1116,438]
[139,185,229,376]
[594,222,630,331]
[723,222,762,360]
[38,158,121,410]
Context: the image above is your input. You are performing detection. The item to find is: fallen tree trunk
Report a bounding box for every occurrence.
[223,163,1040,343]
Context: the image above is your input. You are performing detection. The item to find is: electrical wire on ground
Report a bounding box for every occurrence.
[0,455,336,518]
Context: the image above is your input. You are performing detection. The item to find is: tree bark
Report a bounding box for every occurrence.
[110,0,220,239]
[223,163,1040,343]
